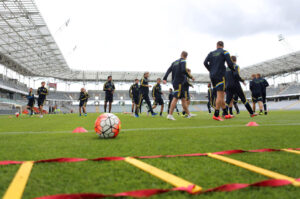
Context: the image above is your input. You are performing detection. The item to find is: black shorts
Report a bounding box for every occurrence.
[252,93,262,103]
[172,83,184,99]
[154,97,164,105]
[183,89,190,101]
[132,96,139,105]
[37,98,45,107]
[233,94,238,103]
[211,76,225,91]
[79,100,87,107]
[105,94,113,103]
[27,100,34,108]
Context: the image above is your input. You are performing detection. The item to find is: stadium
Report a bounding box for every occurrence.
[0,0,300,199]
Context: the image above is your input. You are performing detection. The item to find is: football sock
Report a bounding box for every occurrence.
[264,104,267,111]
[245,103,254,115]
[214,110,220,117]
[223,108,228,116]
[234,103,240,113]
[229,107,233,115]
[182,111,186,115]
[160,112,162,116]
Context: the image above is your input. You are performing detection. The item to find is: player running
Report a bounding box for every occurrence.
[225,56,257,117]
[250,74,264,115]
[163,51,195,120]
[129,79,140,115]
[256,73,269,115]
[135,72,157,117]
[25,88,35,116]
[204,41,235,121]
[79,88,89,116]
[152,78,164,116]
[103,76,115,113]
[37,81,48,118]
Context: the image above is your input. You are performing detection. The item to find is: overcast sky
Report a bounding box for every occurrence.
[35,0,300,74]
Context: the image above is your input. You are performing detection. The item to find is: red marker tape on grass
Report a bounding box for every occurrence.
[34,178,300,199]
[0,148,299,166]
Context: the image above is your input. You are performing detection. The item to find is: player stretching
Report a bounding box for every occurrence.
[103,76,115,113]
[225,56,257,117]
[168,88,180,115]
[250,74,264,115]
[25,88,35,116]
[204,41,235,121]
[182,68,194,116]
[135,72,157,117]
[152,78,164,116]
[256,73,269,115]
[79,88,89,116]
[163,51,195,120]
[129,79,140,115]
[37,81,48,118]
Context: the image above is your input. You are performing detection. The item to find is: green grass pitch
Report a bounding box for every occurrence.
[0,110,300,199]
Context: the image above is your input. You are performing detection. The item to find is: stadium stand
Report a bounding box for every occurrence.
[0,0,300,114]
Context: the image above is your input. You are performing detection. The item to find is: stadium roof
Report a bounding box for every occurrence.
[0,0,300,84]
[240,50,300,78]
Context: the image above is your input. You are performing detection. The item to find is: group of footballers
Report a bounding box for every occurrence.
[204,41,269,121]
[25,41,269,121]
[25,81,48,118]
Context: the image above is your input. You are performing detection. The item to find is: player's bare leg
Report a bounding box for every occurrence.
[160,104,164,116]
[181,98,191,117]
[109,102,112,113]
[252,102,256,113]
[83,106,87,116]
[213,91,229,121]
[39,105,43,118]
[104,101,107,113]
[167,98,178,120]
[258,101,263,115]
[131,103,134,113]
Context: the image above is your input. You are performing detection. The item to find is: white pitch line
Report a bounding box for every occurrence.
[1,123,300,136]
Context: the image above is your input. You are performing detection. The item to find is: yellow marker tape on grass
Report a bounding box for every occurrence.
[3,161,34,199]
[207,153,300,187]
[281,149,300,155]
[124,157,202,193]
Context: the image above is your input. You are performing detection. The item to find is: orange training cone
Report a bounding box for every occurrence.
[246,122,259,126]
[72,127,88,133]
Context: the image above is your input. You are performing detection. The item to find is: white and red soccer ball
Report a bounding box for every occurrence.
[94,113,121,139]
[15,112,20,118]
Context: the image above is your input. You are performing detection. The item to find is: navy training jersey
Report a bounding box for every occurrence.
[163,58,192,84]
[250,78,263,95]
[225,64,244,89]
[129,83,139,98]
[140,77,150,94]
[27,91,35,103]
[152,83,162,98]
[79,92,89,102]
[257,77,269,93]
[204,48,235,78]
[103,81,115,95]
[37,87,48,99]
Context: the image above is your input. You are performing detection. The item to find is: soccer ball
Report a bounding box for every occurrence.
[94,113,121,139]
